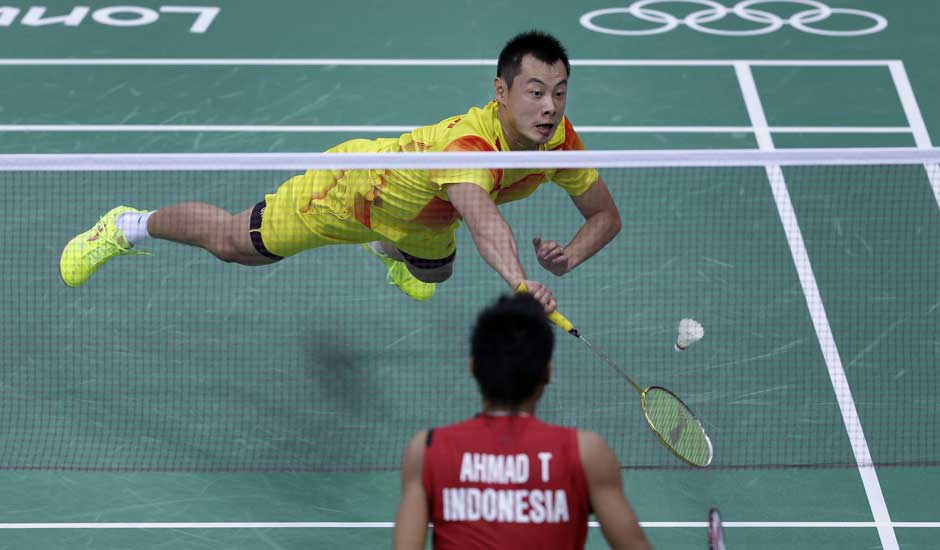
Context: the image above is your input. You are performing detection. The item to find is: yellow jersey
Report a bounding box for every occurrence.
[271,100,598,259]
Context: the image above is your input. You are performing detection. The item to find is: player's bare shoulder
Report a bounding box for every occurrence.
[402,429,429,469]
[576,429,620,477]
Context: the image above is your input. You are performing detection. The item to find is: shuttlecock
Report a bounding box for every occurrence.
[675,318,704,351]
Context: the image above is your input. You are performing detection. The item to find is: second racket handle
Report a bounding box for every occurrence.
[514,282,577,334]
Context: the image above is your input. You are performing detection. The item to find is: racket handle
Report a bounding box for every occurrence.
[514,282,578,335]
[549,310,577,335]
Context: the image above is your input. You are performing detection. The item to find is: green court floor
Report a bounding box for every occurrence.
[1,1,938,548]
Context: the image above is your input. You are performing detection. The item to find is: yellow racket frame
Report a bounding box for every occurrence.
[517,283,714,467]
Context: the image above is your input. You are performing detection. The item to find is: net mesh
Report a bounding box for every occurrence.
[2,148,938,471]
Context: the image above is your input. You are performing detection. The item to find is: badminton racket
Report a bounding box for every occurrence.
[517,283,713,467]
[708,507,727,550]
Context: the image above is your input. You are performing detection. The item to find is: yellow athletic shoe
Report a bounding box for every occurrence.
[361,243,436,301]
[59,206,148,288]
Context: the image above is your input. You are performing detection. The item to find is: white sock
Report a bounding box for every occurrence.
[117,210,155,246]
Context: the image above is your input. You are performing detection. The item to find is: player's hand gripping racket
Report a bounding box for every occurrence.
[517,283,713,467]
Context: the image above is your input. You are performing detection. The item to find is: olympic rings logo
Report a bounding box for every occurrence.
[580,0,887,36]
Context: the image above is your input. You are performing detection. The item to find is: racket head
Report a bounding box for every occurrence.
[708,507,727,550]
[640,386,713,467]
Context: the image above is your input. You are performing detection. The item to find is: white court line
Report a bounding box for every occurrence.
[768,126,911,134]
[734,62,899,550]
[889,61,940,211]
[0,125,912,134]
[0,521,936,529]
[0,58,913,140]
[0,58,898,67]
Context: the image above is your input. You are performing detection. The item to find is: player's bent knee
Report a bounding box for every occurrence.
[210,242,242,264]
[408,264,453,283]
[212,232,264,265]
[212,246,271,266]
[401,251,455,283]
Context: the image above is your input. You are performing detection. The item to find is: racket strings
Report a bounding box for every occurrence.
[544,304,714,466]
[643,388,713,466]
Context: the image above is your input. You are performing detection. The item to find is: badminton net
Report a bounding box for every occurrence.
[1,147,938,471]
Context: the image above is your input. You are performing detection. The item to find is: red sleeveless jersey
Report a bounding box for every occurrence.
[422,414,590,550]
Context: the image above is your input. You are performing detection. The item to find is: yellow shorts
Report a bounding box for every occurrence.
[254,170,457,261]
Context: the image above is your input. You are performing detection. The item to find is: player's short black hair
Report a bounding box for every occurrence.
[497,30,570,89]
[471,293,555,406]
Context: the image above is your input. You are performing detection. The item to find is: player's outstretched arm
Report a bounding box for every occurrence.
[534,176,621,276]
[447,183,556,312]
[578,430,652,550]
[393,431,429,550]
